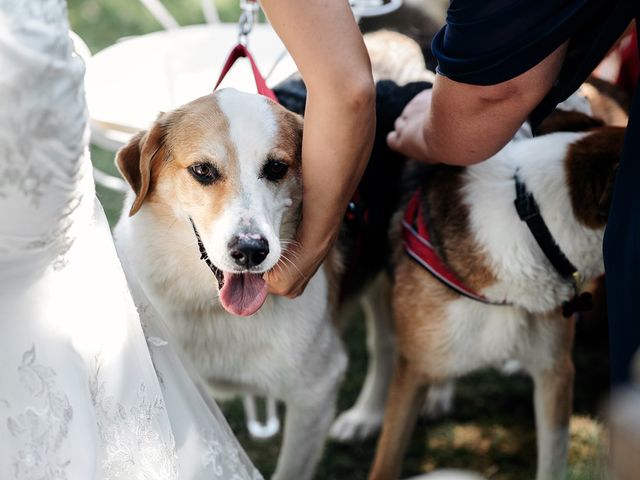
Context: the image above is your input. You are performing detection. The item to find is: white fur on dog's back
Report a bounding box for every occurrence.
[463,132,603,312]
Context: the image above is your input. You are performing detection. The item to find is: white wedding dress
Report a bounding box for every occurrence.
[0,1,261,478]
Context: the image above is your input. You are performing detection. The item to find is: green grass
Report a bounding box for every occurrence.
[70,2,609,478]
[68,0,242,53]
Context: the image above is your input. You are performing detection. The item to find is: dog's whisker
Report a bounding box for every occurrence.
[279,254,304,278]
[281,251,302,264]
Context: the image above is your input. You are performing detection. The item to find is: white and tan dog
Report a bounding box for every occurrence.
[365,124,625,480]
[114,90,346,480]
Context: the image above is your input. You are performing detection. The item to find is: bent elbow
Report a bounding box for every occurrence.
[345,76,376,112]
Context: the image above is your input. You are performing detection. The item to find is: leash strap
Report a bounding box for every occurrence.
[513,175,578,280]
[189,217,224,288]
[513,173,593,317]
[402,190,503,305]
[214,43,278,102]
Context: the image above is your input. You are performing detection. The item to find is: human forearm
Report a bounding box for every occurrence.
[425,43,568,166]
[388,42,568,166]
[260,0,375,296]
[299,86,375,251]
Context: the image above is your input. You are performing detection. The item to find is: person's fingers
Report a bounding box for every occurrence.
[393,115,406,134]
[387,129,401,150]
[265,235,325,298]
[265,253,307,298]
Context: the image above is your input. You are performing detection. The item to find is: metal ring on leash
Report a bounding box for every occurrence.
[238,0,259,46]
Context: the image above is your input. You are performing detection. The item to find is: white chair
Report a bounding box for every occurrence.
[85,1,298,154]
[84,0,403,153]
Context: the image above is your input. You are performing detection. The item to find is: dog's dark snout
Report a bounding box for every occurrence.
[229,235,269,268]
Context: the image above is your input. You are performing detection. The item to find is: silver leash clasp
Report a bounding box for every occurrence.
[238,0,259,46]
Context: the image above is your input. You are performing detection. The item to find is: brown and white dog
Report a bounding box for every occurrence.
[114,90,347,480]
[365,124,625,480]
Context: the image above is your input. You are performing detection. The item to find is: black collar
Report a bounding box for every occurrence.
[513,173,592,317]
[514,174,578,280]
[189,217,224,289]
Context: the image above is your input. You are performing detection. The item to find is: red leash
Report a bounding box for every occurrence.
[214,43,278,102]
[402,190,506,305]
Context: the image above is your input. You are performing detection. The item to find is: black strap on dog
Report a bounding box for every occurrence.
[189,217,224,289]
[513,173,592,318]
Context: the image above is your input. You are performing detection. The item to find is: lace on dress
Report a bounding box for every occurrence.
[0,1,261,478]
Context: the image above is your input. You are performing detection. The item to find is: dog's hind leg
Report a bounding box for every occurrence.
[525,315,576,480]
[368,356,427,480]
[330,274,396,442]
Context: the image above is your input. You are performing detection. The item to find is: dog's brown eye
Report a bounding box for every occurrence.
[189,163,220,185]
[262,160,289,182]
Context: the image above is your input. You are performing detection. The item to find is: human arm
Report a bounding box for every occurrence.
[260,0,376,297]
[387,42,568,166]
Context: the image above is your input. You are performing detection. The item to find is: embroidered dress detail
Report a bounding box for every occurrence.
[0,1,262,478]
[4,346,73,480]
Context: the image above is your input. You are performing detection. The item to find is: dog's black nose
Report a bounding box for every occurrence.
[229,235,269,268]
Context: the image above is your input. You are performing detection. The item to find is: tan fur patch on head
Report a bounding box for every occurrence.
[565,127,626,229]
[269,102,303,168]
[149,94,239,221]
[264,101,304,243]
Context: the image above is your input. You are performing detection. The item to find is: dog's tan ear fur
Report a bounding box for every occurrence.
[116,118,166,216]
[565,126,626,228]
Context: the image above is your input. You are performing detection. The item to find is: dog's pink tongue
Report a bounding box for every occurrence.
[219,272,268,316]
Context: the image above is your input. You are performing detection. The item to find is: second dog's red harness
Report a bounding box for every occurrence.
[402,190,503,305]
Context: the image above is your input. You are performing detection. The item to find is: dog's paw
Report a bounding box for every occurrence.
[421,381,455,420]
[329,408,383,442]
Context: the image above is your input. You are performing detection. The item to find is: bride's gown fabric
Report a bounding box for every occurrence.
[0,1,261,478]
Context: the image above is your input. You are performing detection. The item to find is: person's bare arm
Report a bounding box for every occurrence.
[260,0,376,297]
[388,43,568,166]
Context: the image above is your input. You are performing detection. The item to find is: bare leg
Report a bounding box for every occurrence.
[331,274,396,441]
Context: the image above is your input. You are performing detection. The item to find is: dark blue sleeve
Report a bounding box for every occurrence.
[432,0,591,85]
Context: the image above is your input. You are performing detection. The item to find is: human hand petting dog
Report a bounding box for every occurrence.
[260,0,375,298]
[386,89,435,163]
[264,86,375,299]
[265,220,338,299]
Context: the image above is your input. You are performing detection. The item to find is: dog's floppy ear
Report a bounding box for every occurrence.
[565,126,625,227]
[116,117,166,216]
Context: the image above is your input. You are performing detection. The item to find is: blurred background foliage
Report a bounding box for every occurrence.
[68,2,608,478]
[68,0,241,53]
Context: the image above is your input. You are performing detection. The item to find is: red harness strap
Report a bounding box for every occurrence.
[402,190,502,305]
[214,43,278,102]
